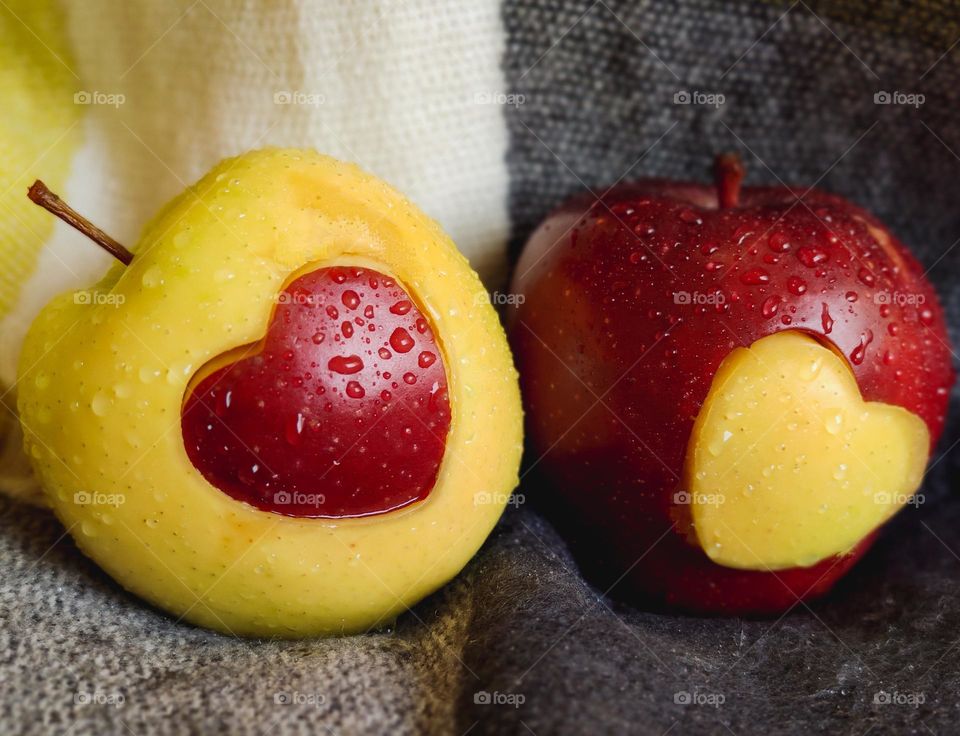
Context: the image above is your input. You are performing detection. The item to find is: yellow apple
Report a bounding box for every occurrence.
[18,148,523,638]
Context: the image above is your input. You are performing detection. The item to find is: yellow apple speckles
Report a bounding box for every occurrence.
[685,330,928,570]
[17,149,523,638]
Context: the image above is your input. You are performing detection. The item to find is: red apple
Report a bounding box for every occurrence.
[508,154,953,615]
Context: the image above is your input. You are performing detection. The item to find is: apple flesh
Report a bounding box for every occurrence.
[182,265,450,518]
[508,156,953,614]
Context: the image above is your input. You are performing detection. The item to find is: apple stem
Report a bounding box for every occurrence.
[714,153,744,209]
[27,180,133,266]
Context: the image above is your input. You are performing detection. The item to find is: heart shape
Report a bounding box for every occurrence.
[181,265,451,518]
[686,330,928,570]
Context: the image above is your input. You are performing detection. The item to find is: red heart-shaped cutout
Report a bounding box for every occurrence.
[181,266,451,518]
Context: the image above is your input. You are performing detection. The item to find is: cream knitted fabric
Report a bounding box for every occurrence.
[0,0,510,503]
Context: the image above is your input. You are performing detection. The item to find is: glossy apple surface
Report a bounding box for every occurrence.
[18,149,523,637]
[508,157,953,614]
[182,265,450,518]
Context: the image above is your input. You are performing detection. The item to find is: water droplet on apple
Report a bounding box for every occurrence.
[418,351,437,368]
[141,265,163,288]
[285,412,305,444]
[390,327,414,353]
[740,268,770,285]
[341,290,360,310]
[166,363,191,385]
[767,231,790,252]
[825,412,843,435]
[787,276,807,296]
[797,247,828,267]
[390,300,413,315]
[341,321,354,338]
[678,208,702,225]
[328,355,364,374]
[403,372,417,385]
[821,303,834,334]
[91,392,110,416]
[850,329,873,365]
[761,295,781,318]
[345,381,365,399]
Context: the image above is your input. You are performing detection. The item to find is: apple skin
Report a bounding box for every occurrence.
[182,265,451,518]
[17,149,523,637]
[508,172,954,615]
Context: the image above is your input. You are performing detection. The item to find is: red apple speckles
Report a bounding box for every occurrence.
[182,266,451,518]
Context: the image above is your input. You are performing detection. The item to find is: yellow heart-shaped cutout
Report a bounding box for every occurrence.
[685,330,928,570]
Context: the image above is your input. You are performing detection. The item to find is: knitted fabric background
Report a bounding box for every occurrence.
[2,1,960,735]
